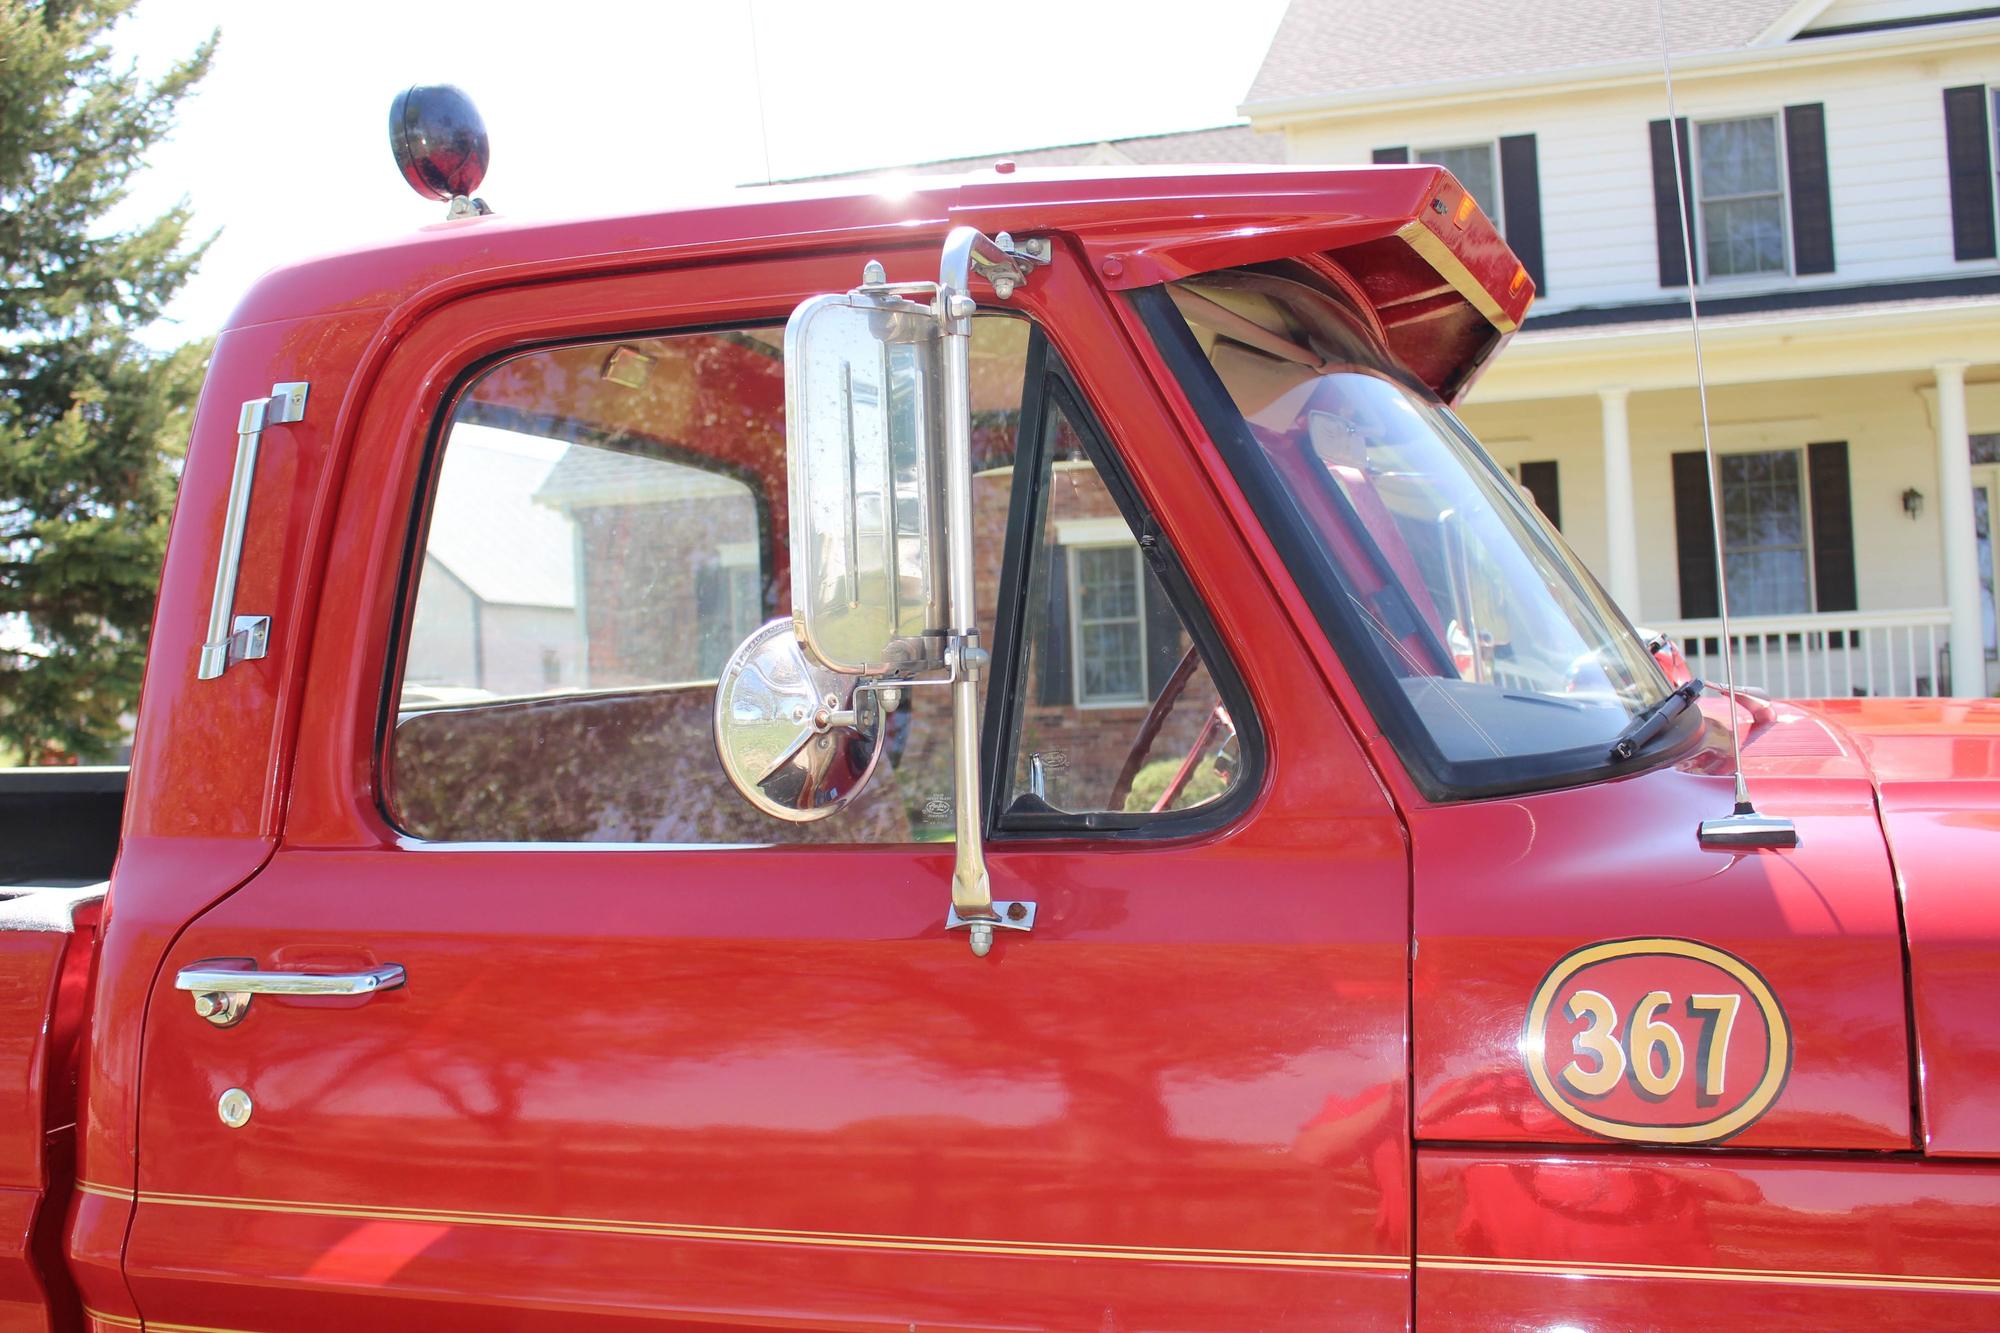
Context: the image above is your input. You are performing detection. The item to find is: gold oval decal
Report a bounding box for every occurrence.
[1523,937,1791,1144]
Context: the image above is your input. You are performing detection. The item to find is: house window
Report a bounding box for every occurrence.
[1070,542,1148,705]
[1720,449,1810,614]
[1418,142,1502,230]
[1696,116,1789,278]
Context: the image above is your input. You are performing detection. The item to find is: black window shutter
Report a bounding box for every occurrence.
[1373,146,1410,164]
[1649,118,1696,287]
[1784,103,1836,275]
[1807,441,1857,613]
[1038,545,1072,705]
[1671,451,1720,618]
[1497,134,1547,294]
[1518,460,1561,530]
[1141,565,1184,701]
[1944,86,1998,261]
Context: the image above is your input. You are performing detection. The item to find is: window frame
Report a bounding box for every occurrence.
[1415,140,1504,233]
[1692,112,1792,282]
[980,353,1265,839]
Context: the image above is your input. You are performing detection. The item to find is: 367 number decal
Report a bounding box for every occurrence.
[1525,939,1790,1143]
[1558,989,1739,1100]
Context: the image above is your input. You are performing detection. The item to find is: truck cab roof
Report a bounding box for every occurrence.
[231,163,1532,401]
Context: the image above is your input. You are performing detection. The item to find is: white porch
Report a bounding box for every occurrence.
[1462,294,2000,699]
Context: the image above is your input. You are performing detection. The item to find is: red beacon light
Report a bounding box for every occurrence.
[389,84,491,219]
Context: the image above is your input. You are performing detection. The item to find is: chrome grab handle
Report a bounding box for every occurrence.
[197,381,308,680]
[175,961,403,1027]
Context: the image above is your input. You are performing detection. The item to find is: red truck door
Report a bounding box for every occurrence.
[117,250,1414,1330]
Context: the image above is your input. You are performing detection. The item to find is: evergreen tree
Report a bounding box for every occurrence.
[0,0,215,761]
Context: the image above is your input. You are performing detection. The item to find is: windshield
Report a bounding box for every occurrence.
[1152,268,1676,797]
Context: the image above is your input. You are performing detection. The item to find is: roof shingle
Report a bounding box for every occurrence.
[1244,0,1808,107]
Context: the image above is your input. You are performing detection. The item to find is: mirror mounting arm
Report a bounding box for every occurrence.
[937,227,1043,956]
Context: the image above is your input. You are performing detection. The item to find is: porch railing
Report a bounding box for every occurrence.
[1647,608,1955,699]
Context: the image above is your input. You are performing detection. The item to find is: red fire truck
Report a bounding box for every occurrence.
[3,89,1998,1330]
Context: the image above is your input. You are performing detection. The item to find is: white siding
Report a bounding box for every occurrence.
[1280,39,2000,314]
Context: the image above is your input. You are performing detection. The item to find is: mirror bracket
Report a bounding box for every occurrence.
[947,901,1038,958]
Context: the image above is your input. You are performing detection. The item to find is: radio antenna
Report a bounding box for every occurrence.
[746,0,775,185]
[1653,0,1797,850]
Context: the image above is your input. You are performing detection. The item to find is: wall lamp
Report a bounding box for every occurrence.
[1902,487,1924,520]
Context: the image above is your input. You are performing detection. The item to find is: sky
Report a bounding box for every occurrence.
[111,0,1292,344]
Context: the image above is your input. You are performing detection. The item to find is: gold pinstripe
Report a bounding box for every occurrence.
[130,1187,1401,1271]
[77,1181,135,1201]
[89,1188,2000,1309]
[1419,1253,2000,1296]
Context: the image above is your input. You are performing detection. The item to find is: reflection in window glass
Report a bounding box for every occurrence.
[1159,268,1670,784]
[390,320,1033,845]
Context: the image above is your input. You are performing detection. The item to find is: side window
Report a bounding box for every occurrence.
[998,392,1247,821]
[387,318,1032,844]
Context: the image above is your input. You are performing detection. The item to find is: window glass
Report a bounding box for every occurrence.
[389,318,1032,844]
[1155,268,1671,791]
[1719,449,1810,615]
[1001,400,1244,818]
[1418,143,1501,231]
[1697,116,1787,278]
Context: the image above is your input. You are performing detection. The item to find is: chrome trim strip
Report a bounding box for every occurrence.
[172,963,405,998]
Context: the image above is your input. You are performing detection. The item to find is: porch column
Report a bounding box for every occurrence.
[1936,361,1983,698]
[1599,387,1642,616]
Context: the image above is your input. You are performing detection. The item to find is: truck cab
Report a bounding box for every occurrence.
[5,114,1999,1331]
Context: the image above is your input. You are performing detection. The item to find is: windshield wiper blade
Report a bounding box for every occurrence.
[1607,678,1703,763]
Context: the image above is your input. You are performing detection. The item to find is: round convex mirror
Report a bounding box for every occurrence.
[714,618,888,822]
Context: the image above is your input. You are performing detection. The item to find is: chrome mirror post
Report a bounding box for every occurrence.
[936,227,1041,956]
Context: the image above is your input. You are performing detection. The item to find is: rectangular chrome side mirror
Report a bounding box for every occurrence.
[784,288,948,678]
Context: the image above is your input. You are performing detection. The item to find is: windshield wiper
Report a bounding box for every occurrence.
[1607,678,1703,763]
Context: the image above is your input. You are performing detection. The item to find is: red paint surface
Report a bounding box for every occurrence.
[1800,698,2000,1156]
[1419,1148,2000,1328]
[1413,709,1912,1151]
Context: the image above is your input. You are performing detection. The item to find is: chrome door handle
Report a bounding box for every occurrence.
[176,962,404,1027]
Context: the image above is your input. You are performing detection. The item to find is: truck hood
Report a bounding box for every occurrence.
[1791,696,2000,787]
[1788,695,2000,1157]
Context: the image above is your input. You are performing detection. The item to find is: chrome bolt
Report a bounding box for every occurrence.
[862,260,887,286]
[968,922,994,958]
[217,1087,253,1128]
